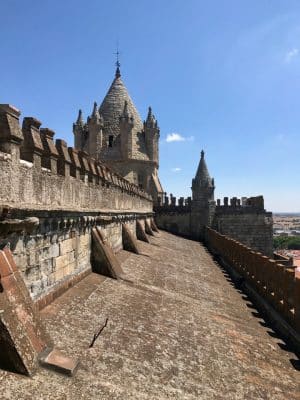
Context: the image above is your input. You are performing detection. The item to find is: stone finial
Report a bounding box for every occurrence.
[115,65,121,78]
[201,149,204,159]
[92,102,98,117]
[145,106,157,129]
[224,197,228,206]
[76,109,84,126]
[90,102,101,123]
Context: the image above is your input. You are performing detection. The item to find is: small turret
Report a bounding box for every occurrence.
[145,107,156,128]
[192,150,214,191]
[191,150,216,240]
[73,109,85,150]
[91,102,100,121]
[76,109,84,126]
[119,100,134,159]
[144,106,160,164]
[86,102,104,160]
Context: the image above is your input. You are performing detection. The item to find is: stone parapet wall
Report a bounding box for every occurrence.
[0,104,152,213]
[0,103,154,306]
[212,208,273,257]
[0,208,153,303]
[155,213,191,237]
[205,227,300,334]
[154,194,273,256]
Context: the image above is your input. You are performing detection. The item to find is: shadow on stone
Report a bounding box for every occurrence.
[136,221,150,243]
[122,224,140,254]
[91,227,125,279]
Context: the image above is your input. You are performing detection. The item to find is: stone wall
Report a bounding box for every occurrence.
[0,210,150,303]
[0,104,153,305]
[0,105,152,213]
[213,200,273,257]
[155,212,191,237]
[155,194,273,257]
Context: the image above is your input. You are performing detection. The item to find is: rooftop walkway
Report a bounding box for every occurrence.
[0,231,299,399]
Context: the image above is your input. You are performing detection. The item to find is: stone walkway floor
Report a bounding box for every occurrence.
[0,231,299,399]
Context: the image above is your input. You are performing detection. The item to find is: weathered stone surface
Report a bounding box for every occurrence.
[39,348,78,376]
[136,220,149,243]
[72,69,164,204]
[150,218,159,233]
[0,232,299,398]
[0,245,52,376]
[144,219,155,236]
[122,223,140,254]
[91,227,124,279]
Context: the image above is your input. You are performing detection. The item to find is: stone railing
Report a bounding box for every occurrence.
[0,104,152,212]
[205,227,300,333]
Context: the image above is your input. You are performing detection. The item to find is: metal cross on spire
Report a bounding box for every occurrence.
[114,42,121,77]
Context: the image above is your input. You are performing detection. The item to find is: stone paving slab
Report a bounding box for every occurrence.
[0,231,299,399]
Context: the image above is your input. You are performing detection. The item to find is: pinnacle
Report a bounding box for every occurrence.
[76,109,84,125]
[194,150,212,186]
[115,66,121,78]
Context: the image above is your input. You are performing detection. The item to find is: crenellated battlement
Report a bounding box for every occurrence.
[216,195,264,210]
[214,195,268,214]
[154,193,191,213]
[0,104,152,212]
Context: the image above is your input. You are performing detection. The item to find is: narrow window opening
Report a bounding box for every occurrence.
[108,136,114,147]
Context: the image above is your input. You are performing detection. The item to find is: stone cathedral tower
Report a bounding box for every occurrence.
[73,65,164,204]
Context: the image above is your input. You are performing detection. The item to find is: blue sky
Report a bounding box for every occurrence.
[1,0,300,212]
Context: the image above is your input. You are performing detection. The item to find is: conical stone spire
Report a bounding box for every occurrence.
[99,69,143,138]
[194,150,213,187]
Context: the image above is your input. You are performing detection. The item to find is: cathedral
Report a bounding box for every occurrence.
[73,64,164,204]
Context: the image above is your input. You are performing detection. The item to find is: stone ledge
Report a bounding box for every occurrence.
[35,268,92,310]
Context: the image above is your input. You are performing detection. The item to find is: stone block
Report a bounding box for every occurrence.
[59,238,74,255]
[40,258,53,276]
[39,348,79,376]
[54,253,70,270]
[49,243,59,258]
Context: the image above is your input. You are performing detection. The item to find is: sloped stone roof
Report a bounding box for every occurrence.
[194,150,212,186]
[99,70,149,160]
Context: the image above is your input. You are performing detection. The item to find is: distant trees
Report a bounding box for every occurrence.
[274,236,300,250]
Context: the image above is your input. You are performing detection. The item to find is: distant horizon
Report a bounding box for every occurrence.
[273,211,300,215]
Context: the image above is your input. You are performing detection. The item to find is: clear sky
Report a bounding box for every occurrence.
[1,0,300,212]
